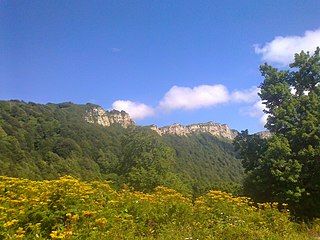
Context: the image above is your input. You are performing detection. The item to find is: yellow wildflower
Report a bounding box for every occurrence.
[4,219,19,228]
[95,217,108,226]
[50,230,65,239]
[14,227,26,239]
[71,214,79,222]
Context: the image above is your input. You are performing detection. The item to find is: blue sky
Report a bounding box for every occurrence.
[1,1,320,133]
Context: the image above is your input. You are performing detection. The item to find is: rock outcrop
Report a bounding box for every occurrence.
[85,107,135,128]
[84,105,268,140]
[150,122,238,140]
[255,130,272,139]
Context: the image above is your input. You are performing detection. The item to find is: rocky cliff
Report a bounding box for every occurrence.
[255,130,272,139]
[150,122,238,140]
[85,107,135,128]
[84,105,269,140]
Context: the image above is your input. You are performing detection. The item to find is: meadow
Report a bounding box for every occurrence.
[0,176,319,240]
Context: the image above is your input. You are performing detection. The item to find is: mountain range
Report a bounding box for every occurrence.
[0,100,245,195]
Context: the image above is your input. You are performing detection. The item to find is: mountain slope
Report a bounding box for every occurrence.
[0,100,243,195]
[0,101,128,180]
[163,133,243,195]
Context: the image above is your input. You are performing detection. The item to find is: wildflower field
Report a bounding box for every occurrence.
[0,176,319,239]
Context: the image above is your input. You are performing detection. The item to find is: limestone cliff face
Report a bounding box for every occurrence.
[85,107,135,128]
[150,122,238,140]
[84,105,267,139]
[255,131,272,139]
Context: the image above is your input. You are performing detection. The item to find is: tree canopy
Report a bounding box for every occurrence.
[234,47,320,219]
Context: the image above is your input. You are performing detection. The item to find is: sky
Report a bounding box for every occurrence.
[1,0,320,133]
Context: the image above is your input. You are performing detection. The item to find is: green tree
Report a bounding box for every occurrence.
[234,130,267,173]
[119,128,178,192]
[235,47,320,219]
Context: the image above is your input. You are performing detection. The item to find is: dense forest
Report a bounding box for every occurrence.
[0,100,243,196]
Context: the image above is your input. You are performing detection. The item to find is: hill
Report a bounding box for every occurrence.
[163,133,243,195]
[0,100,243,195]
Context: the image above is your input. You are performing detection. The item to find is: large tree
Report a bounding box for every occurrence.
[235,47,320,219]
[119,128,184,192]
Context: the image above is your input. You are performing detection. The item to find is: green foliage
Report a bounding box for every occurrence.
[235,47,320,219]
[119,127,181,192]
[234,130,268,173]
[163,133,244,196]
[0,101,126,180]
[52,138,82,159]
[0,100,244,196]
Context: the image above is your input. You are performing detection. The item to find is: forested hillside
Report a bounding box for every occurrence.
[163,134,243,196]
[0,101,126,180]
[0,100,243,195]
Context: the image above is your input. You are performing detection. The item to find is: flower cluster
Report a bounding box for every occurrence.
[0,176,314,239]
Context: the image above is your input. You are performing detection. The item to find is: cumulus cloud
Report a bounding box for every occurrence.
[243,100,268,127]
[110,85,265,127]
[112,100,154,120]
[159,84,229,111]
[236,87,267,127]
[255,28,320,65]
[231,87,259,103]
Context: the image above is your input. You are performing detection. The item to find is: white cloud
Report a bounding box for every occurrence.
[112,100,154,120]
[231,87,259,103]
[111,47,121,52]
[110,85,266,128]
[243,100,268,127]
[255,28,320,65]
[159,84,229,111]
[260,114,268,127]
